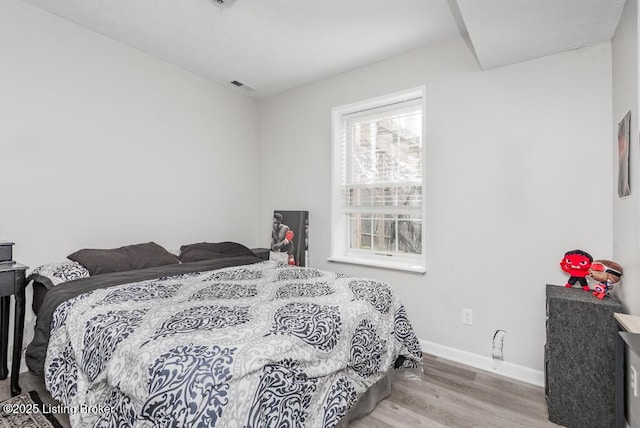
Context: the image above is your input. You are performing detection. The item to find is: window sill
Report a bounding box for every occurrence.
[327,255,426,274]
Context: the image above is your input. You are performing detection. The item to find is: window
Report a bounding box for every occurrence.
[330,87,426,273]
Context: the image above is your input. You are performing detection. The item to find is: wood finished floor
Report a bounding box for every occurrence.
[352,354,560,427]
[0,354,560,428]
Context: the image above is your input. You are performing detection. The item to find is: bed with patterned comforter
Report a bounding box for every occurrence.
[27,257,422,427]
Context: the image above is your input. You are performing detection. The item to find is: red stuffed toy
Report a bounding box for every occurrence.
[560,250,593,291]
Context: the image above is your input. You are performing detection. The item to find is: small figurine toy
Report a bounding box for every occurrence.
[589,260,623,300]
[560,250,593,291]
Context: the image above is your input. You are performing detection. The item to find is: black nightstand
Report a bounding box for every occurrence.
[251,248,270,261]
[0,261,28,396]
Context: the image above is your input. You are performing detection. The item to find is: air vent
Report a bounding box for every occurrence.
[229,80,255,94]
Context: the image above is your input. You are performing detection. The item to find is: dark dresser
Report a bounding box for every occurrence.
[0,247,28,396]
[545,284,623,427]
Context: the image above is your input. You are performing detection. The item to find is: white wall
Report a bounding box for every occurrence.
[612,1,640,425]
[0,0,262,267]
[257,36,613,377]
[0,0,262,360]
[613,0,640,318]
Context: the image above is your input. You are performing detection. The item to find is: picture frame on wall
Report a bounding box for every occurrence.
[270,210,309,266]
[618,110,631,198]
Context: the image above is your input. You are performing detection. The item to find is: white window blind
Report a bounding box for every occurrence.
[331,88,426,272]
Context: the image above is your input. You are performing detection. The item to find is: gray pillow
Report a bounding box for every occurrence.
[179,241,255,263]
[68,242,179,275]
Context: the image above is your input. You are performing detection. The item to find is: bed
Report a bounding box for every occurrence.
[25,241,423,427]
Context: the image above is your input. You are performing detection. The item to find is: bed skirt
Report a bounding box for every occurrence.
[337,370,394,426]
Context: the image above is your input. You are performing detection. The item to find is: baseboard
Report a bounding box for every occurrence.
[419,339,545,387]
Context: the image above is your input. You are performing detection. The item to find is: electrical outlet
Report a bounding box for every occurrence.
[462,308,473,325]
[632,366,638,398]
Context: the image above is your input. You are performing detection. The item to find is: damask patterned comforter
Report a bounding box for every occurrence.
[40,260,422,427]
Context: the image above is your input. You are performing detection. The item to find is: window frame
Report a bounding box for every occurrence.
[329,86,427,273]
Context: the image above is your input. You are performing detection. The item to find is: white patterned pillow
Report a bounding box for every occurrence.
[30,261,90,289]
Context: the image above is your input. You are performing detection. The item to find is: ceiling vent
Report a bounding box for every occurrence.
[230,80,255,94]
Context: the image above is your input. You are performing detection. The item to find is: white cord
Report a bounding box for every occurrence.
[492,330,506,360]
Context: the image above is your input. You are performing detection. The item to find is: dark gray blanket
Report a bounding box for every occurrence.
[25,255,261,375]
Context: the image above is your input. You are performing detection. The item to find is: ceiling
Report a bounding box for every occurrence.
[456,0,627,70]
[19,0,627,99]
